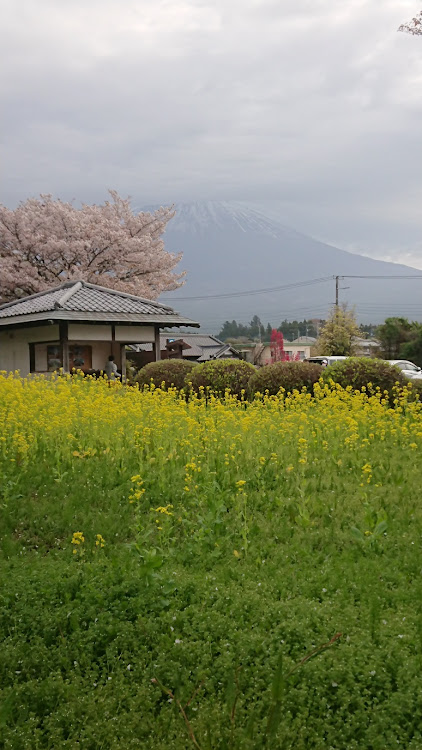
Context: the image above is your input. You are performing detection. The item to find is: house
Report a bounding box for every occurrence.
[0,281,199,377]
[127,332,240,368]
[353,338,381,357]
[237,338,315,366]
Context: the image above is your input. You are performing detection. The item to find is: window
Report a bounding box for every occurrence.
[69,345,92,371]
[46,345,62,371]
[403,362,418,372]
[41,344,92,372]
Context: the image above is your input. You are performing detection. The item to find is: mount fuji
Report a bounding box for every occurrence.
[151,202,422,332]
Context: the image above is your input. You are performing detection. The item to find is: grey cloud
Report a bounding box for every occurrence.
[1,0,421,263]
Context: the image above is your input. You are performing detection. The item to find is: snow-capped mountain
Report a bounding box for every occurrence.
[146,201,422,332]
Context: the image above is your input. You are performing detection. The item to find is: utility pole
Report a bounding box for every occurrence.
[334,276,349,309]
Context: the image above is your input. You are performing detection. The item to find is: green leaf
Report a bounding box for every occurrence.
[350,526,365,542]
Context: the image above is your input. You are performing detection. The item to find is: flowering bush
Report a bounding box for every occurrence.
[186,358,256,397]
[135,359,198,391]
[249,361,322,396]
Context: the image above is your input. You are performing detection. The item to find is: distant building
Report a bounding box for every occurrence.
[289,336,317,346]
[353,338,381,357]
[236,339,315,366]
[128,332,240,368]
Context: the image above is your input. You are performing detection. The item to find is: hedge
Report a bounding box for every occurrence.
[135,359,198,391]
[187,359,256,398]
[322,357,406,397]
[249,361,323,397]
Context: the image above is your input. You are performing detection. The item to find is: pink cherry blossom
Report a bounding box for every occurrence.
[0,190,184,302]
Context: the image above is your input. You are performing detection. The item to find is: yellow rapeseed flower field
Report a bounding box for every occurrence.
[2,372,422,748]
[1,371,421,548]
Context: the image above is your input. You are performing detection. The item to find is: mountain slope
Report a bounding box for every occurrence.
[153,202,422,331]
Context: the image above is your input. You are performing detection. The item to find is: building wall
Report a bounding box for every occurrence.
[68,324,112,341]
[0,325,60,376]
[67,324,155,343]
[257,343,312,366]
[33,340,118,372]
[114,325,155,343]
[0,323,157,375]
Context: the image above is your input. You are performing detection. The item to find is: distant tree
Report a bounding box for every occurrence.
[398,11,422,35]
[359,323,378,338]
[400,324,422,367]
[270,329,287,363]
[0,191,183,303]
[219,317,318,343]
[278,319,318,340]
[218,320,239,341]
[317,306,360,356]
[376,317,412,359]
[249,315,265,341]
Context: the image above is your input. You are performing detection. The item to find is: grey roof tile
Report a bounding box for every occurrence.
[0,288,66,317]
[128,335,240,362]
[0,281,198,327]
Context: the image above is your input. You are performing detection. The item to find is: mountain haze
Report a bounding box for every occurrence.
[154,202,422,332]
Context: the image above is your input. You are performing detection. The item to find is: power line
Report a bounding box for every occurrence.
[341,275,422,280]
[164,273,422,303]
[164,276,333,301]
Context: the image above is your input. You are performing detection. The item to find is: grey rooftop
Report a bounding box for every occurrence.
[0,281,200,328]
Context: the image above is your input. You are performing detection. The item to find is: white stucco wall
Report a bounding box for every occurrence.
[68,324,112,341]
[67,324,155,343]
[114,325,155,342]
[0,325,60,376]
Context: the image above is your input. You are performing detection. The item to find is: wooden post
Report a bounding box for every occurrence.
[59,321,69,373]
[120,344,126,383]
[154,327,161,361]
[29,343,35,373]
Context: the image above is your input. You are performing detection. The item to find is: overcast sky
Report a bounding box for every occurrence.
[1,0,422,265]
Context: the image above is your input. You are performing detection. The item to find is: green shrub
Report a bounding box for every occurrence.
[187,359,256,398]
[322,357,406,396]
[406,378,422,402]
[135,359,198,391]
[249,361,323,397]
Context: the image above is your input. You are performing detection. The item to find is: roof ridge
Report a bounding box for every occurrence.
[0,280,178,314]
[54,281,83,309]
[0,282,73,312]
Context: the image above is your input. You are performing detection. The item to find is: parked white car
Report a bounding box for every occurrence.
[386,360,422,380]
[304,356,348,367]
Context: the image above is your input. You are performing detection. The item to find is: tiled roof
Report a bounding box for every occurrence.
[0,288,66,317]
[129,335,240,361]
[129,333,223,353]
[289,336,317,344]
[0,281,199,327]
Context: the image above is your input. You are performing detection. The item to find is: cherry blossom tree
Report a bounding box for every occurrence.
[0,191,184,302]
[398,11,422,35]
